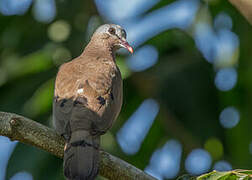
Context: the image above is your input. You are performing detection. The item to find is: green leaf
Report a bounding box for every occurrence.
[197,171,230,180]
[178,170,252,180]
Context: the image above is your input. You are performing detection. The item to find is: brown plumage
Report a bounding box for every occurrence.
[53,24,133,180]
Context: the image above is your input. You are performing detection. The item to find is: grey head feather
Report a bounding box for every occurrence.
[94,24,127,39]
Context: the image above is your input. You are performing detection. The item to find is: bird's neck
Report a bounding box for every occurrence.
[82,38,115,60]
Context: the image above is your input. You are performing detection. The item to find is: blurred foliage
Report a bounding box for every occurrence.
[1,0,252,180]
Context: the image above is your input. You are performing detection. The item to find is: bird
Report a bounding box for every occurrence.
[53,24,133,180]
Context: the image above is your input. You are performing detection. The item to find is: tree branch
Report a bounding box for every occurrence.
[0,111,156,180]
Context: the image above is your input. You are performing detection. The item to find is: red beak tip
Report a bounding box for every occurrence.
[128,47,134,54]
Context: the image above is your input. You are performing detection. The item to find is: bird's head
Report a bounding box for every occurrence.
[92,24,133,54]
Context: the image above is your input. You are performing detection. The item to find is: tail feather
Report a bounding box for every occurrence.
[63,130,100,180]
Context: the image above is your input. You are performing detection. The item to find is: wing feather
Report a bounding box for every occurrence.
[53,56,122,135]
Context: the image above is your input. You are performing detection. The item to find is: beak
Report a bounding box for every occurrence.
[120,40,134,54]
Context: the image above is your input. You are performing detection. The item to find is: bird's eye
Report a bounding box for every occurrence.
[108,27,116,35]
[121,29,126,38]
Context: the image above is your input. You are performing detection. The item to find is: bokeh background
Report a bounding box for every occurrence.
[0,0,252,179]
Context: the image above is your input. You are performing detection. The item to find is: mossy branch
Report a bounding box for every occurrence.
[0,111,156,180]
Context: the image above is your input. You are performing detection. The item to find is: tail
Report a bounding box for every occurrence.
[63,130,100,180]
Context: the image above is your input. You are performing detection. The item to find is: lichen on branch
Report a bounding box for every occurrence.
[0,111,156,180]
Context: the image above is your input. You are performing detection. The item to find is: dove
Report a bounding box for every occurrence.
[53,24,133,180]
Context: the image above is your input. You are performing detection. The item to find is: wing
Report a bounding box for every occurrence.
[53,56,122,137]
